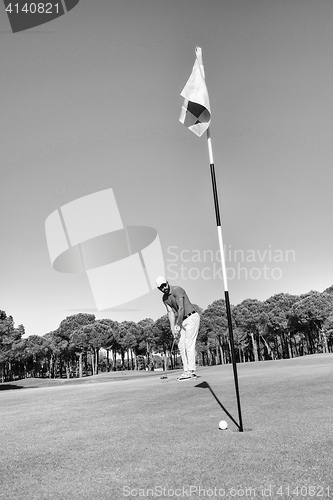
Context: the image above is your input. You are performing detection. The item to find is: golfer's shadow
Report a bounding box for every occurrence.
[195,380,241,430]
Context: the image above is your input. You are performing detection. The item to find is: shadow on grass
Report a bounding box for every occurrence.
[195,380,241,430]
[0,384,27,391]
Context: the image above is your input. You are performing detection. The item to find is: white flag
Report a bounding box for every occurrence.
[179,47,211,137]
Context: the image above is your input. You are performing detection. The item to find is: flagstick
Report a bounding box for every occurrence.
[206,127,244,433]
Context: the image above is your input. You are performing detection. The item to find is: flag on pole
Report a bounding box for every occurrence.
[179,47,211,137]
[179,47,244,432]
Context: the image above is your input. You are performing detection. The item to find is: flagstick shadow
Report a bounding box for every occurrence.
[195,380,240,430]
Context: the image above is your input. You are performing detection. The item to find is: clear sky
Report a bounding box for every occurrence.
[1,0,333,337]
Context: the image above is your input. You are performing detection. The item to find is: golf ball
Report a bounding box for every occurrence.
[219,420,228,430]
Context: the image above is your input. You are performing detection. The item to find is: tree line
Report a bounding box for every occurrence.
[1,287,333,382]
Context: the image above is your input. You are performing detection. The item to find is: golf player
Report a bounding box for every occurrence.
[156,277,200,381]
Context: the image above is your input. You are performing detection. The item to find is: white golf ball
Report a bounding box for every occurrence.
[219,420,228,430]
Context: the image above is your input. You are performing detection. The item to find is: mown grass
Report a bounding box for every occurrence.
[0,354,332,499]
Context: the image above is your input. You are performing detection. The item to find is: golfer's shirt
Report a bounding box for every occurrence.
[163,286,194,316]
[163,292,179,313]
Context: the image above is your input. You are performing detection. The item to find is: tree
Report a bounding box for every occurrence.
[322,314,333,353]
[136,318,155,369]
[98,318,120,372]
[0,312,24,382]
[55,313,96,378]
[43,329,64,378]
[152,316,174,370]
[289,291,333,355]
[200,300,229,365]
[116,321,141,370]
[264,293,299,359]
[233,299,267,362]
[20,335,49,377]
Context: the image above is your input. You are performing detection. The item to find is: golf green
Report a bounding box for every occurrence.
[1,354,332,499]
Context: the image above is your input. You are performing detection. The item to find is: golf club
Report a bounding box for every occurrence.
[160,337,177,379]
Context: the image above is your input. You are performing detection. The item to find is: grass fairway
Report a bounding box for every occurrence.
[1,354,333,499]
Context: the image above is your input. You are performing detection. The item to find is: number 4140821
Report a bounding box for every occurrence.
[5,3,60,14]
[276,485,330,497]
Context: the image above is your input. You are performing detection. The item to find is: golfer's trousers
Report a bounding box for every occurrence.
[178,312,200,372]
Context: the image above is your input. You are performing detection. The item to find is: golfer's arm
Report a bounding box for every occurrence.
[175,297,185,328]
[165,304,176,332]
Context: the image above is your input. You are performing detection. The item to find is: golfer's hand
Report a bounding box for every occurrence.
[173,325,181,340]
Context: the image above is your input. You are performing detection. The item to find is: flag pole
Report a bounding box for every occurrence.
[179,46,243,431]
[206,127,244,433]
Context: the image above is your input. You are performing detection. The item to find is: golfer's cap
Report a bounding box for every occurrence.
[156,276,167,288]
